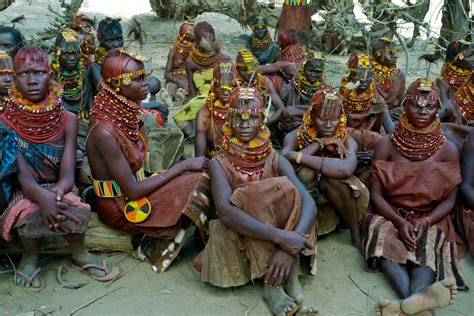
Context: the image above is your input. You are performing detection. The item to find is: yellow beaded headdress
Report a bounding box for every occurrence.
[304,51,325,71]
[236,49,258,72]
[347,53,371,81]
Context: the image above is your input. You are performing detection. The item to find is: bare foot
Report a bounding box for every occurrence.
[401,278,457,314]
[376,299,404,316]
[265,286,302,316]
[16,253,42,289]
[285,260,318,315]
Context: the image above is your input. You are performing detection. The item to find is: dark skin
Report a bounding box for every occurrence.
[87,59,209,202]
[0,70,13,97]
[460,129,474,209]
[185,30,230,98]
[438,50,474,114]
[90,31,124,89]
[12,59,111,288]
[59,47,81,71]
[0,32,21,59]
[209,100,316,288]
[281,105,363,251]
[195,84,231,157]
[236,64,284,127]
[372,45,406,108]
[370,97,459,298]
[259,60,300,78]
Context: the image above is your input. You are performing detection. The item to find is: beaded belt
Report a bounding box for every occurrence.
[171,69,186,76]
[93,168,146,198]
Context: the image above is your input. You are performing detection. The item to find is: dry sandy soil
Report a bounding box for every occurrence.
[0,2,473,316]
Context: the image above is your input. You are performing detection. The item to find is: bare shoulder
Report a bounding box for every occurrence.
[439,138,459,162]
[373,134,392,160]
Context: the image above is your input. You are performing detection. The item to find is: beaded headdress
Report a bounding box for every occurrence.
[228,87,267,126]
[304,51,325,71]
[404,78,440,108]
[347,53,371,81]
[236,49,258,72]
[0,50,13,74]
[250,16,268,30]
[217,62,235,90]
[102,48,146,87]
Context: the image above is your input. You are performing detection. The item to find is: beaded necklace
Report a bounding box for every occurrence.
[391,113,445,161]
[441,61,471,91]
[175,35,193,56]
[3,83,67,143]
[454,80,474,123]
[220,123,272,182]
[191,46,221,68]
[51,56,84,100]
[92,82,141,142]
[295,70,324,103]
[1,95,8,113]
[370,59,398,89]
[281,43,305,63]
[251,32,273,52]
[339,76,376,114]
[296,109,347,150]
[94,45,107,66]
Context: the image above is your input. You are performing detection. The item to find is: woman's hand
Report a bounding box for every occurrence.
[321,137,350,158]
[264,249,296,288]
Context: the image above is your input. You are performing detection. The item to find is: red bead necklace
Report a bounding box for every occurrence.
[91,82,141,142]
[391,113,445,161]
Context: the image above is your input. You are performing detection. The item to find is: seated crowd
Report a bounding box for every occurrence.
[0,15,472,315]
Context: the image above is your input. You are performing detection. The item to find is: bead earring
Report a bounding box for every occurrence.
[459,54,465,60]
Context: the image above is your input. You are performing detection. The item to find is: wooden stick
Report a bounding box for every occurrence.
[68,287,123,316]
[348,274,378,302]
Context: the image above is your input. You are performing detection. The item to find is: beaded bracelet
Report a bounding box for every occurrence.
[296,152,303,164]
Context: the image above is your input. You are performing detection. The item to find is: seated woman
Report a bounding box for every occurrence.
[245,16,280,65]
[0,50,13,113]
[279,52,326,135]
[164,22,194,99]
[281,88,368,252]
[195,61,238,158]
[86,48,212,273]
[0,46,118,289]
[200,87,318,315]
[50,29,94,151]
[340,53,390,133]
[364,79,466,315]
[455,128,474,256]
[173,21,231,139]
[370,38,406,121]
[258,29,306,94]
[438,40,473,125]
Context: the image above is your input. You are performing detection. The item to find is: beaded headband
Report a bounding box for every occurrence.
[310,89,343,120]
[250,16,268,29]
[236,49,258,70]
[305,52,325,71]
[61,29,80,43]
[0,50,13,74]
[103,48,147,86]
[405,79,440,108]
[229,87,266,121]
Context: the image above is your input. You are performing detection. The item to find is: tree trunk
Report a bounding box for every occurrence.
[0,213,134,255]
[439,0,471,46]
[0,0,14,11]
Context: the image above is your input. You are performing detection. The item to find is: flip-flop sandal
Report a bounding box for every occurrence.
[14,267,45,292]
[72,258,120,282]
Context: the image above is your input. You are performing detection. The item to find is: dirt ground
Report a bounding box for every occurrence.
[0,3,473,316]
